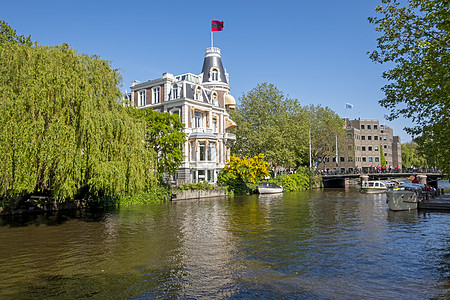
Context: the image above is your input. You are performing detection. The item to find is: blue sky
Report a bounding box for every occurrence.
[2,0,413,142]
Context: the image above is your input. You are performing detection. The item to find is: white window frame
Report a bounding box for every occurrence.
[138,90,146,106]
[199,142,206,161]
[212,118,217,133]
[152,87,160,104]
[198,170,206,181]
[207,143,216,161]
[207,170,214,182]
[190,141,195,161]
[194,111,203,128]
[195,87,202,101]
[210,68,219,81]
[212,93,218,106]
[171,85,179,99]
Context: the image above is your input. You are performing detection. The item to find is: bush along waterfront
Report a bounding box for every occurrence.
[218,154,270,195]
[217,154,319,195]
[271,168,321,192]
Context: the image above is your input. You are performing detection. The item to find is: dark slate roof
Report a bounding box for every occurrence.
[201,52,228,84]
[202,89,210,103]
[185,83,194,99]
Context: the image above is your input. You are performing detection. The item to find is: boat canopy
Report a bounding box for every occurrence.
[259,182,281,188]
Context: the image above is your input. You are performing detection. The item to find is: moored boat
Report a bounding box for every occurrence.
[360,180,390,193]
[386,183,425,211]
[258,182,283,194]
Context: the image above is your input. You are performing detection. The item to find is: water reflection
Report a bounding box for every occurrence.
[387,209,419,223]
[0,188,449,299]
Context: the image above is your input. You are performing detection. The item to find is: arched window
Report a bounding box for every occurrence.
[212,92,218,105]
[210,68,219,81]
[195,87,202,100]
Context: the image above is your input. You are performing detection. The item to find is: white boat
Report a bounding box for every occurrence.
[386,183,425,211]
[360,180,404,193]
[360,180,390,193]
[258,182,283,194]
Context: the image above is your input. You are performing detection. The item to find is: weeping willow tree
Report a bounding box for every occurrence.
[0,42,157,203]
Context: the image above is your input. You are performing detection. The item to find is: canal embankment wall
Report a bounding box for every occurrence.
[171,189,227,201]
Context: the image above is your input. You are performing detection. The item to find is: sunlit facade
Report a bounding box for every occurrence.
[340,119,402,172]
[317,118,402,173]
[127,47,236,184]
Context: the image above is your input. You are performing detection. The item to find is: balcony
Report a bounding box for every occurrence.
[191,128,214,134]
[224,132,236,141]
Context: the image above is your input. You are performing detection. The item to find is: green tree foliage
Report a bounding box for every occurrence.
[0,20,32,46]
[220,154,270,184]
[275,170,311,192]
[369,0,450,174]
[307,105,346,170]
[380,145,387,166]
[231,83,309,167]
[231,83,346,170]
[218,154,270,194]
[401,142,429,168]
[0,42,156,202]
[130,108,186,179]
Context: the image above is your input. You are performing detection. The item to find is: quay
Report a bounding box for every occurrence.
[419,193,450,211]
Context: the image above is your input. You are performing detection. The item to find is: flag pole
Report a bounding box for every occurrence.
[211,20,213,48]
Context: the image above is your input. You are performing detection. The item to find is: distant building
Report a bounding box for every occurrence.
[126,47,237,185]
[318,119,402,173]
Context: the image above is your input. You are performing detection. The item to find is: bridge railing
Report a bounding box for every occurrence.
[316,168,442,176]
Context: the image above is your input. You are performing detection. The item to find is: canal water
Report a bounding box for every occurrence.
[1,185,449,299]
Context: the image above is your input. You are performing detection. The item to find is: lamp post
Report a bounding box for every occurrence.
[336,135,338,173]
[309,128,312,170]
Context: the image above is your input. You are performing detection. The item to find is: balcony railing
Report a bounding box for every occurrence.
[205,47,221,55]
[191,128,214,134]
[224,133,236,140]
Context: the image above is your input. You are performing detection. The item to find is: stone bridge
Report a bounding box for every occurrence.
[321,172,445,188]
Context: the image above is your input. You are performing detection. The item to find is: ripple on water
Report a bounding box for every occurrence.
[1,190,449,299]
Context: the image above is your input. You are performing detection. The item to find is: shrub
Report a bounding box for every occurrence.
[177,181,215,191]
[119,185,171,206]
[218,171,251,195]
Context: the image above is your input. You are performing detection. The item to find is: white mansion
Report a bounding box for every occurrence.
[126,47,236,185]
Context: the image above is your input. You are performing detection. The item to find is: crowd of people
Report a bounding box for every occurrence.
[318,165,441,175]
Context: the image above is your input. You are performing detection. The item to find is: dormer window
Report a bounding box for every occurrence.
[195,87,202,101]
[210,68,219,81]
[212,92,218,106]
[171,85,179,99]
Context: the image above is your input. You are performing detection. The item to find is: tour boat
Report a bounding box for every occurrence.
[386,183,425,211]
[360,180,391,193]
[258,182,283,194]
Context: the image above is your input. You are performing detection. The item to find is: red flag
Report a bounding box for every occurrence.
[211,20,224,31]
